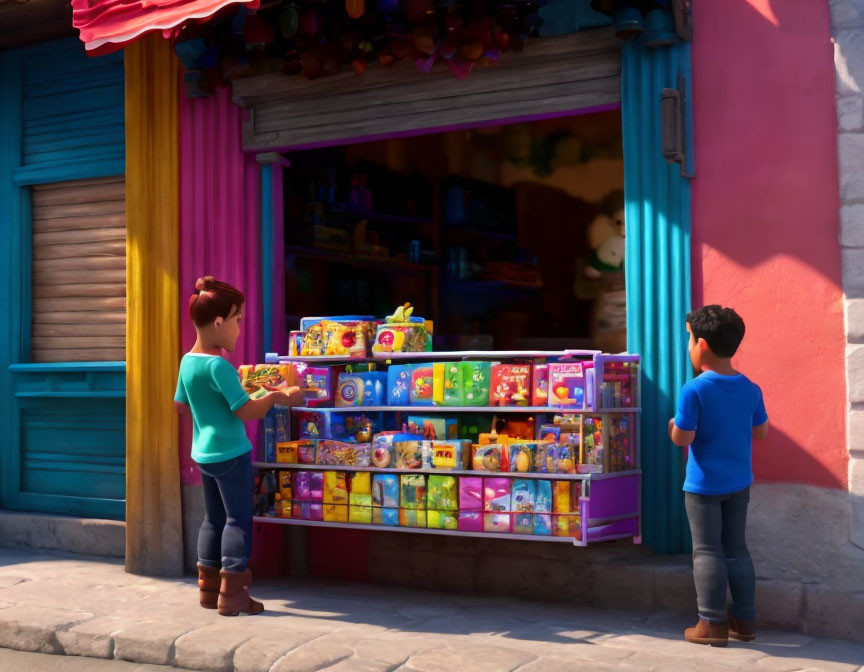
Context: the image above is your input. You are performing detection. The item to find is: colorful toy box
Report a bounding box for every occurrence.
[483,476,512,533]
[315,441,372,467]
[490,364,532,406]
[323,504,348,522]
[410,365,436,405]
[276,440,313,464]
[512,478,536,535]
[394,434,425,469]
[534,479,553,536]
[422,439,470,470]
[406,416,458,440]
[426,510,458,530]
[534,443,577,474]
[400,474,427,510]
[432,361,491,406]
[506,443,536,473]
[239,363,299,399]
[336,371,387,407]
[295,471,324,502]
[387,364,417,406]
[459,477,483,511]
[371,434,397,468]
[532,363,550,407]
[349,472,373,523]
[372,306,432,354]
[294,363,336,406]
[548,362,586,409]
[297,410,382,442]
[323,471,349,505]
[579,416,604,474]
[607,414,633,472]
[278,471,292,502]
[372,474,399,508]
[399,509,427,527]
[471,444,503,472]
[427,475,458,511]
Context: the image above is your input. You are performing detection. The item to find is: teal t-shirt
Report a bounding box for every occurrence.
[174,353,251,464]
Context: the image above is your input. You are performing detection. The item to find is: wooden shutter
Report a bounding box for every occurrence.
[233,28,622,151]
[31,176,126,362]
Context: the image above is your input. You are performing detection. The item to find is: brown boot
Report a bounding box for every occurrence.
[197,563,220,609]
[684,618,729,647]
[728,611,756,642]
[217,569,264,617]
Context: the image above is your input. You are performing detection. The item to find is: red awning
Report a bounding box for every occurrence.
[72,0,259,56]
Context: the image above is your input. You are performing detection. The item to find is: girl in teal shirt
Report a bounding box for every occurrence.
[175,276,303,616]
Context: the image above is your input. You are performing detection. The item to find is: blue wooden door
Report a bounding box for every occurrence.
[0,38,127,520]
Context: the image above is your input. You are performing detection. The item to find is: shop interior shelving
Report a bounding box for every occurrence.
[253,350,641,547]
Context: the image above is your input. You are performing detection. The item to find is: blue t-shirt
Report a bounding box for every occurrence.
[675,371,767,495]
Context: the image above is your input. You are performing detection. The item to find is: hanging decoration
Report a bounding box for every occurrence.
[172,0,551,96]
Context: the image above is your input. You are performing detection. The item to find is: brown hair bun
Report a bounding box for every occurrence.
[188,276,245,327]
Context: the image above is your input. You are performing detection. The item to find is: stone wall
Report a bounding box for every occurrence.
[833,0,864,548]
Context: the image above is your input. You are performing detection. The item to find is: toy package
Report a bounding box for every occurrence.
[484,477,511,513]
[534,479,553,536]
[295,471,312,501]
[294,363,336,406]
[371,434,397,468]
[422,439,470,470]
[432,361,491,407]
[607,414,633,472]
[458,511,483,532]
[534,443,576,474]
[289,330,304,357]
[336,371,387,407]
[512,479,536,534]
[406,416,458,440]
[471,444,503,472]
[579,416,605,474]
[484,513,511,533]
[538,423,561,443]
[532,363,550,407]
[597,359,638,409]
[278,471,293,501]
[400,474,427,510]
[323,504,348,522]
[254,469,277,517]
[490,364,532,406]
[239,364,299,399]
[373,304,432,353]
[276,494,292,518]
[500,418,535,441]
[399,508,427,527]
[373,507,400,526]
[394,434,425,469]
[426,510,458,530]
[298,441,317,465]
[324,320,371,358]
[372,474,400,508]
[427,475,458,511]
[553,480,572,513]
[409,366,436,405]
[349,472,373,523]
[315,441,372,467]
[548,362,586,409]
[387,364,417,406]
[323,471,349,505]
[276,440,310,464]
[553,514,580,538]
[506,443,536,473]
[459,477,483,510]
[534,513,553,536]
[297,410,381,442]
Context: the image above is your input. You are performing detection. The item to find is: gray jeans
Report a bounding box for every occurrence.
[684,487,755,623]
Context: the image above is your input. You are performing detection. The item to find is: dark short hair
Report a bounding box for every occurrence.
[686,305,745,358]
[188,276,245,328]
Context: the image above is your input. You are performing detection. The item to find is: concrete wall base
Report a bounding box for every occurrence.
[0,510,124,559]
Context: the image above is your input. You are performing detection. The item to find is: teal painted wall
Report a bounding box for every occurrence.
[0,39,126,520]
[623,38,693,553]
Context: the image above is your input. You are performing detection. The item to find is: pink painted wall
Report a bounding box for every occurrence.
[691,0,847,488]
[178,87,262,487]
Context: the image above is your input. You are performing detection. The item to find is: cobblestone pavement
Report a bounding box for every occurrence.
[0,548,862,672]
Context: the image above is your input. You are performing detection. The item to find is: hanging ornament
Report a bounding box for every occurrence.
[346,0,365,20]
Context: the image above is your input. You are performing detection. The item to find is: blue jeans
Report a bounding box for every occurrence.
[685,487,756,623]
[197,451,253,573]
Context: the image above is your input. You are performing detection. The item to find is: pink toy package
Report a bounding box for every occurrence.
[532,363,549,407]
[483,477,511,512]
[548,362,586,409]
[458,511,483,532]
[459,477,483,511]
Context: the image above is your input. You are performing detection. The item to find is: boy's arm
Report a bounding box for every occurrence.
[753,420,769,440]
[669,418,696,447]
[174,401,189,416]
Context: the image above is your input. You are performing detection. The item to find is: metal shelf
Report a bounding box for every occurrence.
[278,349,602,365]
[290,405,640,414]
[253,462,641,482]
[253,516,584,546]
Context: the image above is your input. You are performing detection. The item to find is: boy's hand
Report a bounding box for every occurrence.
[668,418,675,438]
[273,386,305,408]
[669,418,696,447]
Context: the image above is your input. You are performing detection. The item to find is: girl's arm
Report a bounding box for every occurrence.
[234,387,305,421]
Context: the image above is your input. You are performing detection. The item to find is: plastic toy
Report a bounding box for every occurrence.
[422,439,470,470]
[548,362,586,409]
[297,410,383,442]
[427,475,458,511]
[406,416,458,440]
[579,416,605,474]
[484,478,511,512]
[400,474,427,510]
[490,364,532,406]
[315,441,372,467]
[323,471,349,505]
[535,443,576,474]
[506,443,535,473]
[336,371,387,406]
[324,320,370,358]
[372,473,399,508]
[300,324,327,356]
[472,444,502,472]
[410,366,435,405]
[394,434,425,469]
[387,364,416,405]
[372,303,432,353]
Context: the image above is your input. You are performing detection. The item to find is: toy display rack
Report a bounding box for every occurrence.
[253,350,641,547]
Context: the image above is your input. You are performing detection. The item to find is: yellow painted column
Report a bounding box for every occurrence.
[124,36,183,577]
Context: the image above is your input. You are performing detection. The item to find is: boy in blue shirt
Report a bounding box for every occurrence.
[669,305,768,647]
